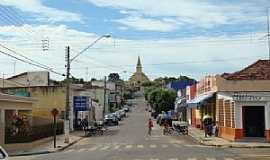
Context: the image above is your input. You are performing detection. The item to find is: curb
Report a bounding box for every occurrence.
[57,137,84,151]
[9,151,52,157]
[10,137,84,157]
[189,135,270,148]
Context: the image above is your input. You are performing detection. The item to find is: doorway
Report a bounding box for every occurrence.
[243,106,265,137]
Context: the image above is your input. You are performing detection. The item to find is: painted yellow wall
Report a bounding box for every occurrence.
[30,87,65,125]
[3,86,66,126]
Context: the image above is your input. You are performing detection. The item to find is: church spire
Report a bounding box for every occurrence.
[136,56,142,73]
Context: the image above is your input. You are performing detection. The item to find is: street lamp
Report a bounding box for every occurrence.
[64,34,111,143]
[70,34,111,62]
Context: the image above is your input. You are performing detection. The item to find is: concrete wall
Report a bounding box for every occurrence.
[216,75,270,91]
[91,81,116,91]
[3,86,65,126]
[89,88,109,114]
[8,71,49,87]
[30,87,65,126]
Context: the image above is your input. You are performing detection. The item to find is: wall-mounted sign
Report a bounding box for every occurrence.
[232,92,264,102]
[73,96,89,111]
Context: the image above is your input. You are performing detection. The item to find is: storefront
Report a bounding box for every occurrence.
[217,91,270,142]
[187,91,216,129]
[0,93,34,146]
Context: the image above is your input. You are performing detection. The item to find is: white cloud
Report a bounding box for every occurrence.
[0,0,81,22]
[87,0,266,30]
[0,24,268,80]
[114,16,178,32]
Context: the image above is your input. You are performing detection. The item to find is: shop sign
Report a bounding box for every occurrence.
[73,96,89,111]
[232,93,263,101]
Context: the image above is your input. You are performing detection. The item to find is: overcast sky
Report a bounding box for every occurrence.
[0,0,269,81]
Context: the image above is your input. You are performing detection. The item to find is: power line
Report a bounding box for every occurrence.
[0,43,53,69]
[0,49,64,76]
[0,6,37,37]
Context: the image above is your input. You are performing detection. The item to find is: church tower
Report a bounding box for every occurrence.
[129,56,150,89]
[136,56,142,73]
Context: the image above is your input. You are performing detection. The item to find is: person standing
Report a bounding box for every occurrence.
[148,118,153,136]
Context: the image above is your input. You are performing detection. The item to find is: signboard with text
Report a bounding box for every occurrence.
[73,96,90,111]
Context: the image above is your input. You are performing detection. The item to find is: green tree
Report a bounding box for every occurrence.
[145,88,176,114]
[108,73,120,82]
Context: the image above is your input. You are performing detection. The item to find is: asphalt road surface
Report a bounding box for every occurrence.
[10,97,270,160]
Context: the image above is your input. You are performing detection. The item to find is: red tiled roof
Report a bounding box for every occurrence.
[221,60,270,80]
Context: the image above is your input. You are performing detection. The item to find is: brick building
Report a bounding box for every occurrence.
[216,60,270,142]
[187,60,270,143]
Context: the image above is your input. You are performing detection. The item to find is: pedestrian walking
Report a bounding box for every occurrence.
[148,118,153,136]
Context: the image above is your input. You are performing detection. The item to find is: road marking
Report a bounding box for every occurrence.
[64,149,74,153]
[243,154,270,157]
[161,144,168,148]
[168,158,178,160]
[125,144,133,149]
[150,144,157,148]
[173,144,181,148]
[78,148,86,152]
[112,145,121,150]
[224,158,235,160]
[100,145,110,151]
[184,144,209,148]
[187,158,197,160]
[149,158,159,160]
[88,146,98,151]
[206,158,216,160]
[137,144,144,149]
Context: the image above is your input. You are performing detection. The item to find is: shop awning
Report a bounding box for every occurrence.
[187,92,215,108]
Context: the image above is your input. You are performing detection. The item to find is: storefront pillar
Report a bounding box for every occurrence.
[235,104,244,139]
[0,109,5,146]
[265,103,270,143]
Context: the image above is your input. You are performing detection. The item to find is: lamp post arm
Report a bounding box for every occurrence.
[70,35,110,63]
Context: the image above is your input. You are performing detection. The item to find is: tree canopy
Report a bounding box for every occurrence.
[108,73,120,82]
[145,87,177,113]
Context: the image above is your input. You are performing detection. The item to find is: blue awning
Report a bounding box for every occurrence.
[187,92,215,108]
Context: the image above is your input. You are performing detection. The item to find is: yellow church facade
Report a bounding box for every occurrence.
[129,57,150,89]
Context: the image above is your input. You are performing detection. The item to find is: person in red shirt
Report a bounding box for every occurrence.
[148,118,153,136]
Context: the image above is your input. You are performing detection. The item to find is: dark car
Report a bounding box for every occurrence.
[104,114,119,126]
[123,107,129,112]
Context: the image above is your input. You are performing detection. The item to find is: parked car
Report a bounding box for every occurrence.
[114,111,122,121]
[0,146,8,160]
[123,106,130,112]
[104,114,119,125]
[119,109,126,118]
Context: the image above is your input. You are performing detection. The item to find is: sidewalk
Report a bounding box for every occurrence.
[6,131,84,156]
[188,126,270,148]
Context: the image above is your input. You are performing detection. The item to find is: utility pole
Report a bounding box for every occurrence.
[103,76,107,117]
[13,61,16,75]
[85,67,89,82]
[267,8,270,60]
[2,73,4,88]
[64,46,70,143]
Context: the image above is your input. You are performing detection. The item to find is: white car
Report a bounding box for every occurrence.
[0,146,8,160]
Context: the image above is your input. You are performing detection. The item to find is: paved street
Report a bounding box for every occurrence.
[11,98,270,160]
